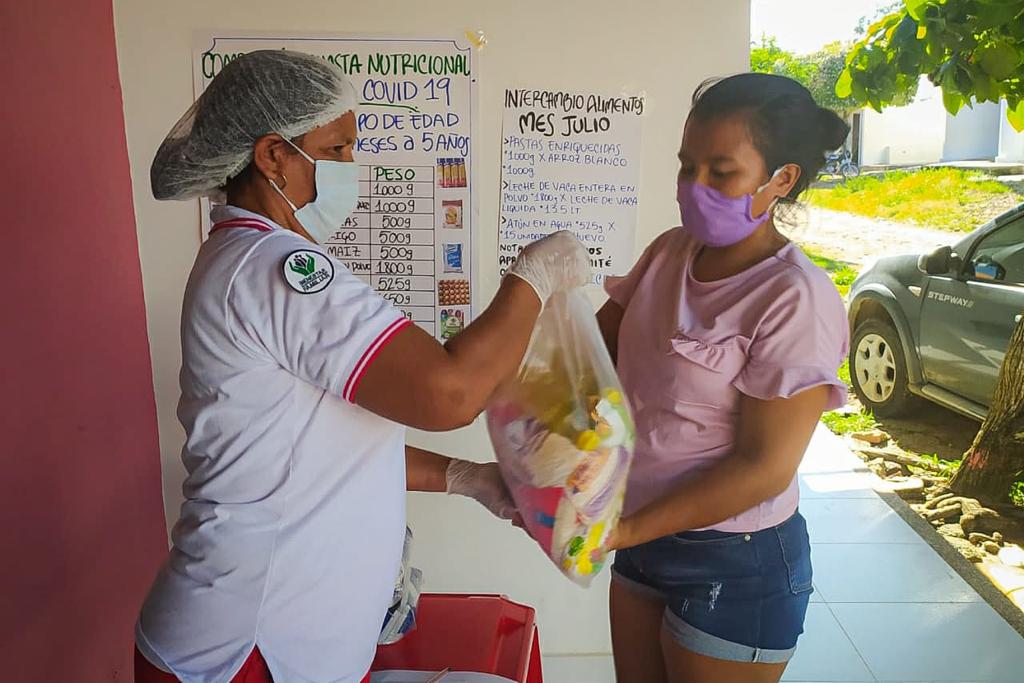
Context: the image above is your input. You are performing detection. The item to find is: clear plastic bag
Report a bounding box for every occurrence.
[486,290,635,586]
[378,527,423,645]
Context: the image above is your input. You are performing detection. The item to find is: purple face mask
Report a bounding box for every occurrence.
[677,171,780,247]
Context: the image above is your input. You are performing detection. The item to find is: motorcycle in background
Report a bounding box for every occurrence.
[822,149,860,179]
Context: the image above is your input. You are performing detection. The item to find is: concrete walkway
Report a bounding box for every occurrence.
[787,207,961,267]
[544,425,1024,682]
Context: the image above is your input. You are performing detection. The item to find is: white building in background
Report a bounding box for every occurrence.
[855,76,1024,166]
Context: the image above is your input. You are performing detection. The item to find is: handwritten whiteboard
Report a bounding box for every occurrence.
[497,88,643,286]
[193,33,478,341]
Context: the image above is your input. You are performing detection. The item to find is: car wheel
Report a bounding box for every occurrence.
[850,319,914,418]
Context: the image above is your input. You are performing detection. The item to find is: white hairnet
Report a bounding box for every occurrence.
[151,49,358,201]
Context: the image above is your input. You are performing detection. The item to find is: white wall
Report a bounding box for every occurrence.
[113,0,750,657]
[997,100,1024,163]
[859,77,945,165]
[943,100,1001,162]
[858,77,1020,165]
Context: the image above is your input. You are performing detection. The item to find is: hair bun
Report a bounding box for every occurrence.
[816,107,850,151]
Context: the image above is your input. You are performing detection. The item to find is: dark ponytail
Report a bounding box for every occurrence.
[689,73,850,199]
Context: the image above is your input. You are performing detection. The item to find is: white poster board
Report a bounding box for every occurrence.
[193,33,477,341]
[497,89,644,286]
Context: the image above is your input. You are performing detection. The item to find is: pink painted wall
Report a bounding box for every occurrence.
[0,1,168,680]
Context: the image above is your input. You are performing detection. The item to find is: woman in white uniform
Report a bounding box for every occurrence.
[135,50,590,683]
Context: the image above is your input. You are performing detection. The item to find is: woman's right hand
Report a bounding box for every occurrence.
[507,230,592,302]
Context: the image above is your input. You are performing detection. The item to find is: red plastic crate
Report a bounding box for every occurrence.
[371,594,543,683]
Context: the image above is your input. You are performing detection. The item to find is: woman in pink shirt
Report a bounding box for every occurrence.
[601,73,850,683]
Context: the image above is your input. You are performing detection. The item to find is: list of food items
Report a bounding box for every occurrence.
[194,33,477,340]
[497,89,644,286]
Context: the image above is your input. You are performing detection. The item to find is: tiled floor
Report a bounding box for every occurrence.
[543,426,1024,682]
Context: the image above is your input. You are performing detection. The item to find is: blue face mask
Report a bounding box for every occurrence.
[268,137,360,244]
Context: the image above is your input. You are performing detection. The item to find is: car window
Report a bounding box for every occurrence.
[967,216,1024,286]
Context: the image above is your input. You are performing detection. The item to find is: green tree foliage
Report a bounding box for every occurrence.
[751,35,815,82]
[751,37,855,115]
[855,1,904,35]
[837,0,1024,130]
[809,43,860,113]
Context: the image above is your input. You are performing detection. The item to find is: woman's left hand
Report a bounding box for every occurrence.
[446,460,519,521]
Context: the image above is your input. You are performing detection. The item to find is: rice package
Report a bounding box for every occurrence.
[486,290,634,585]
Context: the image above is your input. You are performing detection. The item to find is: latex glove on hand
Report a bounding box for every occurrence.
[507,230,592,303]
[446,460,519,522]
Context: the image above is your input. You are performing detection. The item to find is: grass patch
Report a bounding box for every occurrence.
[822,409,875,435]
[838,358,851,387]
[803,249,859,298]
[1012,481,1024,508]
[916,452,962,478]
[805,168,1022,232]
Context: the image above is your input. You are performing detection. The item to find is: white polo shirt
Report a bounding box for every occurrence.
[137,205,411,683]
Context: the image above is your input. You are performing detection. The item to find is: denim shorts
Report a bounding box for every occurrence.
[612,512,813,664]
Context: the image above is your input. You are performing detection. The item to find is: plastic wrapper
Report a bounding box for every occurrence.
[379,527,423,645]
[486,290,635,585]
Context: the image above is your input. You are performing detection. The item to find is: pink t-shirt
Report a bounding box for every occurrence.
[605,228,849,532]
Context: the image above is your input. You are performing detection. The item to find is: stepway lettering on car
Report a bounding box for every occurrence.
[927,291,975,308]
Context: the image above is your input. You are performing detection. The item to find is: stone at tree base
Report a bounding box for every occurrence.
[923,504,962,522]
[993,532,1004,544]
[946,536,987,563]
[937,524,966,539]
[944,496,1002,534]
[891,477,926,501]
[969,533,998,546]
[883,461,905,477]
[984,541,1001,555]
[852,429,890,445]
[959,506,1003,535]
[924,492,955,510]
[958,497,985,515]
[998,545,1024,568]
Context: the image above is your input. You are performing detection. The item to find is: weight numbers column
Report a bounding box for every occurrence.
[369,165,437,335]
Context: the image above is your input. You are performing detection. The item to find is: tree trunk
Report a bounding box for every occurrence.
[950,314,1024,504]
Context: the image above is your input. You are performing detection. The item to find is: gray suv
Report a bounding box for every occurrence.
[847,202,1024,420]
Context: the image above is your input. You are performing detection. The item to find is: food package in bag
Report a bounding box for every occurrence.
[486,290,635,585]
[378,527,423,645]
